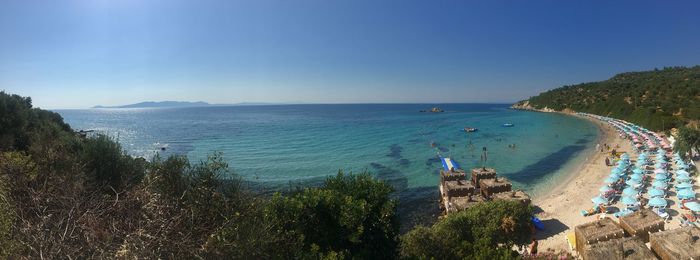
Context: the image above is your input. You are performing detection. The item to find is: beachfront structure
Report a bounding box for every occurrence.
[618,208,665,242]
[446,194,487,213]
[471,167,496,188]
[442,180,476,198]
[440,168,466,182]
[438,163,530,215]
[649,226,700,260]
[574,218,625,254]
[581,237,656,260]
[491,190,531,205]
[479,177,513,198]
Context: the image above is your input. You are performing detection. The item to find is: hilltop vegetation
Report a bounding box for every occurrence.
[517,66,700,131]
[516,66,700,157]
[0,91,533,259]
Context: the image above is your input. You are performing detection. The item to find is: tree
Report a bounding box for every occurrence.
[400,200,532,260]
[266,171,399,259]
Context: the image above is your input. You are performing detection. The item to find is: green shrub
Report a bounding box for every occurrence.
[266,171,399,259]
[82,134,145,191]
[400,200,532,260]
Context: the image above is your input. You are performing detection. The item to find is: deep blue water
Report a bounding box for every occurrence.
[56,104,599,229]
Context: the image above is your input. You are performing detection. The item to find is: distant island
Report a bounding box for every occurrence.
[93,101,211,108]
[92,101,284,109]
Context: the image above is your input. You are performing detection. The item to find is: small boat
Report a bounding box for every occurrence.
[463,127,478,132]
[502,123,514,127]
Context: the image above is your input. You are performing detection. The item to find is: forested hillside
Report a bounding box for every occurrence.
[517,66,700,131]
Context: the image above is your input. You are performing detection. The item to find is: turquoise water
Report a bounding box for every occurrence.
[57,104,599,227]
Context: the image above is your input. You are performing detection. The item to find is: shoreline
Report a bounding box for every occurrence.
[530,113,606,199]
[530,111,634,252]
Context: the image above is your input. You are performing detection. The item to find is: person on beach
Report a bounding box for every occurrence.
[529,239,538,255]
[596,143,600,152]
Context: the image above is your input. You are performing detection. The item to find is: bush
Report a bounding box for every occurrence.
[400,200,532,259]
[266,171,399,259]
[82,135,146,191]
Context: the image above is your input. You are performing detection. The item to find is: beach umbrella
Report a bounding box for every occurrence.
[648,197,668,208]
[609,173,621,180]
[604,176,619,184]
[621,196,638,205]
[649,188,665,198]
[655,173,669,180]
[592,196,608,205]
[611,168,623,175]
[622,187,638,196]
[677,164,689,170]
[653,169,666,174]
[652,180,667,189]
[686,201,700,212]
[626,179,641,186]
[676,175,691,182]
[633,168,644,175]
[599,186,613,193]
[676,182,693,189]
[677,189,696,199]
[676,169,690,176]
[630,174,643,181]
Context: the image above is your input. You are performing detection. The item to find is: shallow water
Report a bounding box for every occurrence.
[57,104,598,229]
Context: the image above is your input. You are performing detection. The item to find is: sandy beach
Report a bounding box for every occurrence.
[532,113,655,252]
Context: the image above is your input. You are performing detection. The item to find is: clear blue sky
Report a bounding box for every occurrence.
[1,0,699,109]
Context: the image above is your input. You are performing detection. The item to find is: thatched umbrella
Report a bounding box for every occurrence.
[618,208,665,242]
[649,226,700,259]
[574,218,625,254]
[581,237,656,260]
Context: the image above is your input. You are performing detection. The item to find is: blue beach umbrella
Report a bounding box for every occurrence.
[648,197,668,208]
[676,175,691,182]
[677,189,696,199]
[633,168,644,175]
[592,196,608,205]
[621,196,638,205]
[630,174,643,181]
[652,180,667,189]
[599,186,613,193]
[609,172,621,179]
[676,170,690,176]
[655,173,669,180]
[604,176,619,184]
[611,168,622,175]
[649,189,665,197]
[626,179,641,186]
[622,187,638,196]
[686,201,700,212]
[676,182,693,189]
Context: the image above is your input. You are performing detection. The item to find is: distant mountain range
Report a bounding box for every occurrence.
[93,101,211,108]
[92,101,281,108]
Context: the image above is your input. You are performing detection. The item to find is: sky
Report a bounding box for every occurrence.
[1,0,700,109]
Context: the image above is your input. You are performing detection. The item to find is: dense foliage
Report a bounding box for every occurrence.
[518,66,700,131]
[400,200,532,260]
[0,91,536,258]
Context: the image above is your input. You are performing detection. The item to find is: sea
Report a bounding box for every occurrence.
[56,104,600,229]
